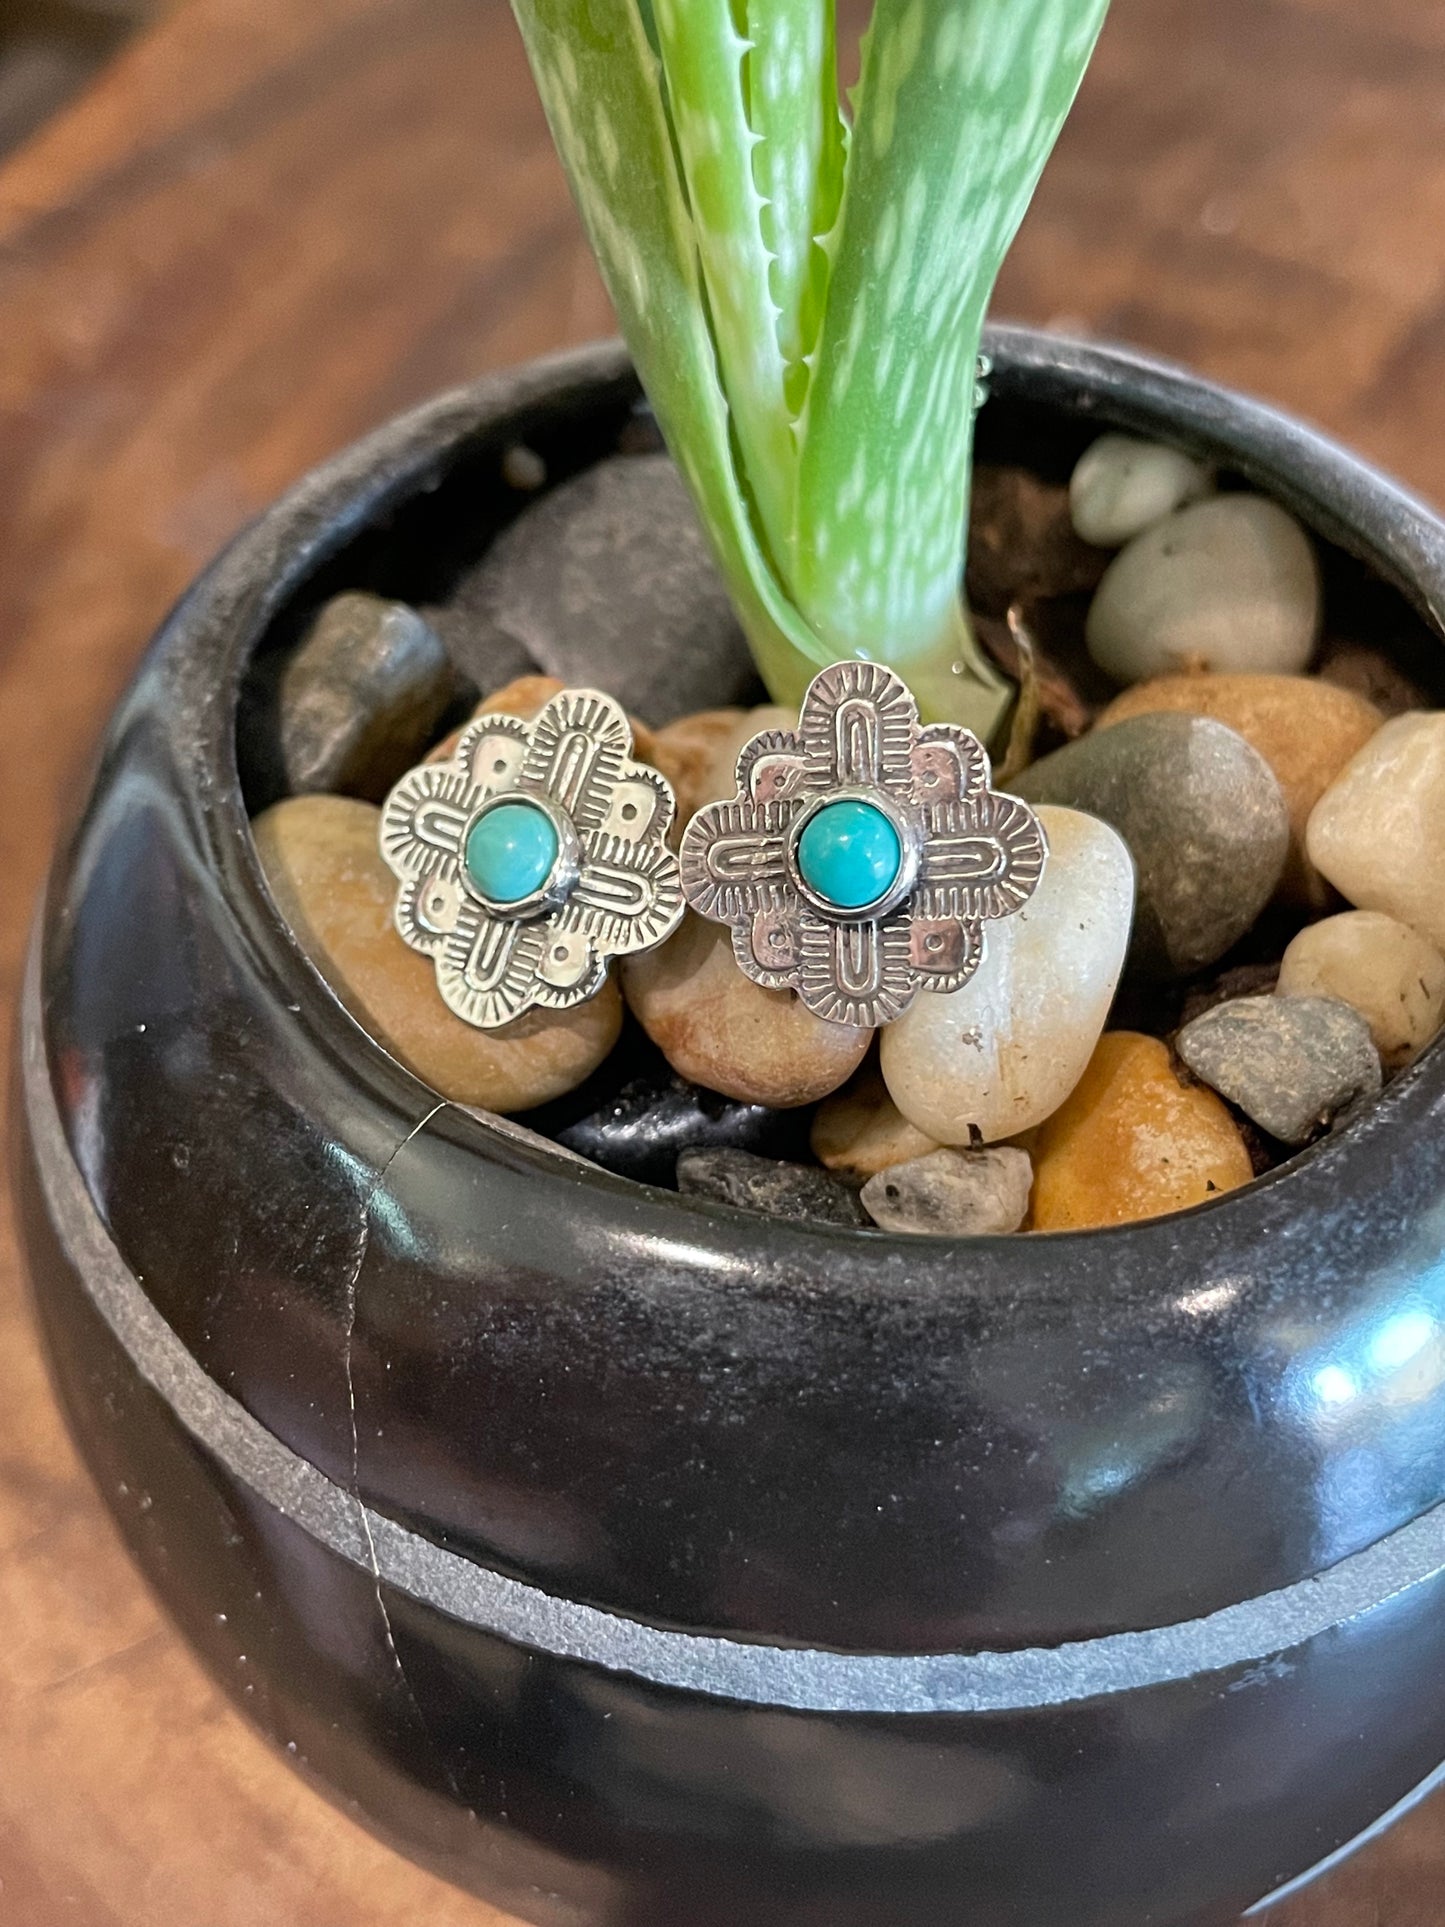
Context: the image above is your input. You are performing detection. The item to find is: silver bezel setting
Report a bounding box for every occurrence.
[460,791,581,922]
[786,787,922,923]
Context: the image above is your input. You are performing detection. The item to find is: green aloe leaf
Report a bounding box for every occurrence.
[510,0,825,689]
[793,0,1110,705]
[649,0,795,546]
[746,0,849,416]
[509,0,1110,739]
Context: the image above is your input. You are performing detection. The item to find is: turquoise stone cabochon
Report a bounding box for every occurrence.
[464,798,560,905]
[795,798,903,911]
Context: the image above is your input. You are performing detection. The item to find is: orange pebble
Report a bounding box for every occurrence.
[1030,1031,1253,1231]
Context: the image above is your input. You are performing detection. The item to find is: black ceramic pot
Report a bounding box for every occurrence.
[16,328,1445,1927]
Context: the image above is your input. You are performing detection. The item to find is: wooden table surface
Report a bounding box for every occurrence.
[4,0,1445,1919]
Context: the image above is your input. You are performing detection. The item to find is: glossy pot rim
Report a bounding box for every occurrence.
[179,326,1445,1255]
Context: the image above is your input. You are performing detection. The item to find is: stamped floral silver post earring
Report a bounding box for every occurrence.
[679,661,1048,1027]
[379,688,684,1028]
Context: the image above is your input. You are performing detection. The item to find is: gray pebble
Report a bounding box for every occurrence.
[1176,994,1382,1145]
[676,1148,867,1227]
[275,592,454,802]
[1177,960,1281,1032]
[435,454,760,725]
[1015,713,1289,979]
[1085,494,1320,682]
[861,1148,1033,1237]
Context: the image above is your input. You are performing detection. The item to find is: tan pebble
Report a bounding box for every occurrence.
[621,912,870,1107]
[811,1062,940,1178]
[648,704,797,831]
[425,674,565,764]
[646,708,745,828]
[253,794,620,1113]
[1030,1032,1253,1231]
[1307,712,1445,952]
[1097,673,1381,904]
[424,674,659,770]
[628,715,659,764]
[1278,910,1445,1071]
[476,672,567,718]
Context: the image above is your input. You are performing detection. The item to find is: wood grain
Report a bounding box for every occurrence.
[3,0,1445,1919]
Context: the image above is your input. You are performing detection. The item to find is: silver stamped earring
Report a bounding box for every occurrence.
[379,688,684,1029]
[678,660,1047,1028]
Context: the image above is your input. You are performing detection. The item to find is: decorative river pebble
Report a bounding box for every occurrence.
[1097,673,1381,906]
[1086,494,1321,683]
[1069,433,1214,548]
[622,912,871,1107]
[1030,1032,1253,1230]
[879,806,1135,1144]
[811,1063,940,1179]
[1307,712,1445,953]
[1176,994,1382,1146]
[861,1147,1033,1237]
[1016,713,1288,979]
[440,452,759,723]
[268,591,455,804]
[1278,911,1445,1072]
[676,1147,867,1227]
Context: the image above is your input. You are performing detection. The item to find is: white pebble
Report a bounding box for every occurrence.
[861,1147,1033,1237]
[1307,712,1445,954]
[880,806,1136,1145]
[1279,910,1445,1071]
[1069,432,1214,547]
[1086,494,1320,684]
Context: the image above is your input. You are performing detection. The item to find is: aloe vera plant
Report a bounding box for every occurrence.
[511,0,1109,740]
